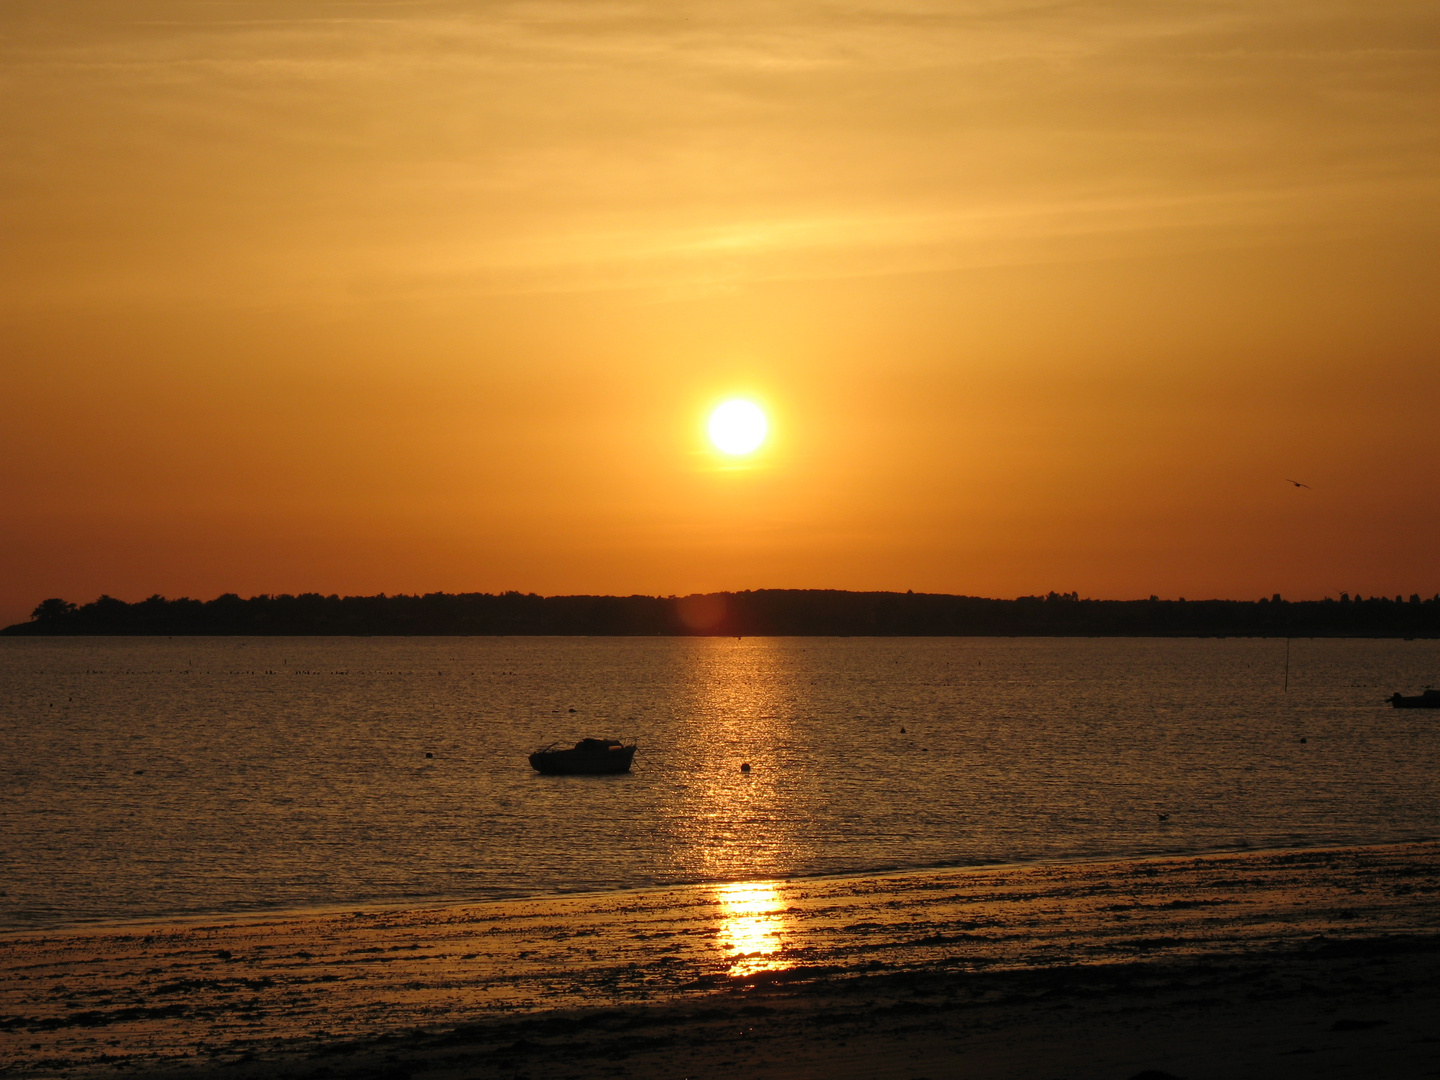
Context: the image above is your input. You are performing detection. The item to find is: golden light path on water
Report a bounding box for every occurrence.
[716,881,792,977]
[662,637,803,977]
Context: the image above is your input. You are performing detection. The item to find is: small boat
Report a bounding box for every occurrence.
[1388,690,1440,708]
[529,737,637,774]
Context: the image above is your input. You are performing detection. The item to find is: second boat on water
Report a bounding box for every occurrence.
[529,737,637,774]
[1389,690,1440,708]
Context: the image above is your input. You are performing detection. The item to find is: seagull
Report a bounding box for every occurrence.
[1285,479,1310,488]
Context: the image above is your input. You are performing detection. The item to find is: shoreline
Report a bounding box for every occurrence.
[7,833,1438,940]
[9,587,1440,639]
[4,840,1439,1078]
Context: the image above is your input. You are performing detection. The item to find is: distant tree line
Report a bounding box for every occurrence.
[5,589,1440,637]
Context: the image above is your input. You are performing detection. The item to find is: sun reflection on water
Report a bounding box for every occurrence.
[665,638,819,885]
[717,881,791,976]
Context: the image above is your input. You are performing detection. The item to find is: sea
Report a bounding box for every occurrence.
[1,636,1437,932]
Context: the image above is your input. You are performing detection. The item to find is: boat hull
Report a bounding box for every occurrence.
[529,746,636,774]
[1390,693,1440,709]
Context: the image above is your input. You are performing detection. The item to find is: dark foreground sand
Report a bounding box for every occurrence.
[4,842,1439,1079]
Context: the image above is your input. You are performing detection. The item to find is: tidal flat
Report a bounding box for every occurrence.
[3,841,1438,1079]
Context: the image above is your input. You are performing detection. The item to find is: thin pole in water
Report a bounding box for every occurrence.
[1284,637,1290,692]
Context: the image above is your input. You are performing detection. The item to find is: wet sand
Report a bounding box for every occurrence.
[3,842,1439,1079]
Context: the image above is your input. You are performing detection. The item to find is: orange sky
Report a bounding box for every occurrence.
[2,1,1437,626]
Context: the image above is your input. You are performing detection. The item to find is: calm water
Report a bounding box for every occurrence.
[1,636,1437,931]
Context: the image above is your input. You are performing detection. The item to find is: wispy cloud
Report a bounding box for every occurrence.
[3,0,1437,306]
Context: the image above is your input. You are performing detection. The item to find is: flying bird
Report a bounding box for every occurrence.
[1285,479,1310,488]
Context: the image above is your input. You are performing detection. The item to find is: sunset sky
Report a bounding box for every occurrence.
[2,1,1437,626]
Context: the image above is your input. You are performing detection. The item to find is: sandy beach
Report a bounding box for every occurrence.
[3,841,1439,1079]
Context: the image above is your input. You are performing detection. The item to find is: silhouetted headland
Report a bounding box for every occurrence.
[5,589,1438,637]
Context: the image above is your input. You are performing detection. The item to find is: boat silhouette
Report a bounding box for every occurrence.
[529,737,637,774]
[1388,690,1440,709]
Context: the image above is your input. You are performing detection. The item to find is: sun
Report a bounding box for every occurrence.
[708,399,768,455]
